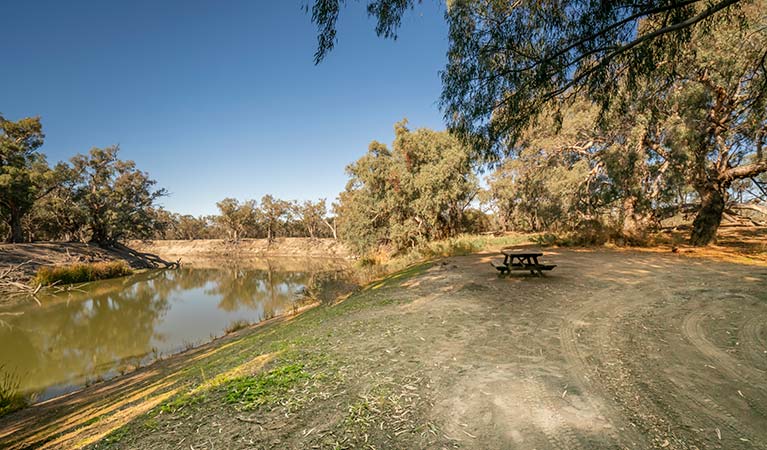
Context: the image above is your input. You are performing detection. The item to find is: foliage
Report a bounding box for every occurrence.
[216,198,258,242]
[0,115,57,243]
[309,0,748,156]
[34,261,133,286]
[292,199,328,239]
[337,120,479,254]
[69,147,167,246]
[224,363,309,410]
[258,194,292,241]
[640,1,767,244]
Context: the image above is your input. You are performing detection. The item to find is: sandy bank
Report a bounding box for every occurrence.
[128,238,350,260]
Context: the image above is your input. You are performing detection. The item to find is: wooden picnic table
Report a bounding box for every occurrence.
[493,248,556,276]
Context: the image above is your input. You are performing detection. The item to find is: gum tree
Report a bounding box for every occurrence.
[70,146,167,246]
[0,115,54,242]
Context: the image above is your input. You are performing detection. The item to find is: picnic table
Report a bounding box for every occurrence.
[492,248,556,276]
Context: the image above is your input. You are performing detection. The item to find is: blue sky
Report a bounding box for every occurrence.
[1,1,448,216]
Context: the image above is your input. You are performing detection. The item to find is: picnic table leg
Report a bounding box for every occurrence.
[533,256,544,277]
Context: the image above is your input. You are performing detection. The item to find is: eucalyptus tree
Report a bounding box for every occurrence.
[259,195,292,241]
[337,120,478,253]
[0,115,56,242]
[293,199,329,238]
[216,198,257,242]
[638,2,767,244]
[70,146,167,246]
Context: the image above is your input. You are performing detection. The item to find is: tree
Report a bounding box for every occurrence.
[0,115,56,242]
[639,2,767,244]
[337,120,478,253]
[293,199,328,238]
[172,214,212,240]
[258,195,291,241]
[70,146,167,246]
[310,0,748,156]
[216,198,257,242]
[28,163,89,242]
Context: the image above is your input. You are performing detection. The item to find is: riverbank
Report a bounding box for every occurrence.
[0,239,350,306]
[128,238,350,260]
[1,240,765,449]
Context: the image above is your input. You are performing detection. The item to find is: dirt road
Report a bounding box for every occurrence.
[1,247,765,449]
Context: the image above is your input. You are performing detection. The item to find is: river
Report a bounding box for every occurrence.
[0,258,348,402]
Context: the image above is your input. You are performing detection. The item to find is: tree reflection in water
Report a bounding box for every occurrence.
[0,259,345,401]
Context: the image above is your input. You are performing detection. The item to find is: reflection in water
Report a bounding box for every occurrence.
[0,259,345,401]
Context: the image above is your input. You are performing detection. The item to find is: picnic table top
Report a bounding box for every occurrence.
[500,248,543,257]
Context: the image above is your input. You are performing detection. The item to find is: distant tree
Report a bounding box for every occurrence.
[337,120,478,253]
[323,201,339,239]
[293,199,328,238]
[70,146,167,246]
[259,195,291,241]
[310,0,748,156]
[216,198,257,242]
[0,115,57,242]
[172,214,211,240]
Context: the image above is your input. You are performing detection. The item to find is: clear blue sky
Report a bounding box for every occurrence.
[1,1,448,216]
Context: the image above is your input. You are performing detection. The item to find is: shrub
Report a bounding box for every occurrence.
[34,261,133,286]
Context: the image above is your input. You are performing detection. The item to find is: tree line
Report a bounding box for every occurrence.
[0,115,339,244]
[0,117,166,246]
[3,1,765,251]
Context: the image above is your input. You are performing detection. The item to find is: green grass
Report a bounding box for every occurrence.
[224,363,309,410]
[34,261,133,286]
[157,392,206,414]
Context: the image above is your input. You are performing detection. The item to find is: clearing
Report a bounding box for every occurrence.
[0,240,766,449]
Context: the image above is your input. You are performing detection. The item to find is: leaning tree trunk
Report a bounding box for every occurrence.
[690,188,726,246]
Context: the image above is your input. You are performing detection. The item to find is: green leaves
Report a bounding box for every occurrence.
[337,120,478,254]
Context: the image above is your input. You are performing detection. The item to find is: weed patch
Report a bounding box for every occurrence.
[224,363,309,410]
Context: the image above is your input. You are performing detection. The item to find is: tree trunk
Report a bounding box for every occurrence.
[8,209,24,243]
[621,197,653,243]
[690,188,726,246]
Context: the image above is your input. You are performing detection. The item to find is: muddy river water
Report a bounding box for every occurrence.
[0,258,348,402]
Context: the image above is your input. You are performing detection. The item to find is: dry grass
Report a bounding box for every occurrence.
[34,261,133,286]
[224,319,251,334]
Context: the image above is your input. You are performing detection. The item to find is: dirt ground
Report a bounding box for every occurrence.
[0,242,766,449]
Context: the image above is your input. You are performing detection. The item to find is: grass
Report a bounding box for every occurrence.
[62,264,431,449]
[0,365,27,417]
[34,261,133,286]
[224,363,309,410]
[354,233,533,284]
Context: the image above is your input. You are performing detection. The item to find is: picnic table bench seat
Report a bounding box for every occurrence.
[491,249,556,276]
